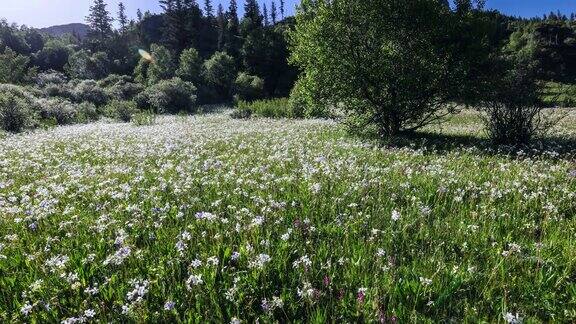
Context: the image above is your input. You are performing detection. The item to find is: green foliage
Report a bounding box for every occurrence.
[36,98,80,125]
[103,100,138,122]
[73,80,109,106]
[288,77,330,119]
[203,51,237,100]
[66,50,111,80]
[176,48,202,83]
[233,72,264,102]
[0,48,35,84]
[234,98,299,118]
[33,42,71,72]
[0,85,38,132]
[99,75,144,101]
[541,82,576,107]
[147,44,176,85]
[290,0,490,136]
[137,77,197,114]
[131,110,157,126]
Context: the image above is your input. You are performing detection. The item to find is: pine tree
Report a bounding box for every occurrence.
[279,0,285,19]
[225,0,241,61]
[263,4,269,27]
[204,0,214,18]
[86,0,114,41]
[271,1,277,25]
[118,2,128,33]
[136,9,143,22]
[216,4,226,50]
[244,0,263,29]
[160,0,199,53]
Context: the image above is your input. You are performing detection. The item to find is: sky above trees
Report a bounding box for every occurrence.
[0,0,573,28]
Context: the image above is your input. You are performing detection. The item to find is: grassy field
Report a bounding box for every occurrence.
[0,109,575,322]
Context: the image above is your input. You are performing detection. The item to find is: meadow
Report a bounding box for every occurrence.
[0,109,575,323]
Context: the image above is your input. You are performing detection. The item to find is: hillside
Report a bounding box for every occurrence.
[38,23,89,39]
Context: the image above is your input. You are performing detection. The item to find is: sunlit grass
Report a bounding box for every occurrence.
[0,110,575,322]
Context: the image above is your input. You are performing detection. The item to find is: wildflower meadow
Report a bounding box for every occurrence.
[0,110,575,322]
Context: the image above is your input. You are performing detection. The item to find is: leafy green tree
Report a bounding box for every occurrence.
[0,48,35,84]
[66,50,110,80]
[33,42,71,72]
[290,0,489,136]
[202,51,237,100]
[147,44,176,85]
[176,48,202,83]
[234,72,264,101]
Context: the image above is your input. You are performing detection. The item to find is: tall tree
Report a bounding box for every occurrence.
[118,2,128,33]
[86,0,114,43]
[244,0,263,28]
[225,0,241,62]
[280,0,285,19]
[204,0,214,18]
[160,0,199,53]
[271,1,278,25]
[263,4,269,27]
[216,4,226,50]
[136,9,144,22]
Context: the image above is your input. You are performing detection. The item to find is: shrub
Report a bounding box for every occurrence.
[66,50,110,80]
[541,82,576,107]
[33,42,70,72]
[73,80,109,106]
[287,78,332,119]
[0,48,36,84]
[234,98,294,119]
[234,73,264,102]
[36,98,78,125]
[76,102,99,123]
[0,93,34,133]
[481,61,560,146]
[138,78,197,114]
[132,110,157,126]
[43,82,75,100]
[97,74,133,88]
[103,100,138,122]
[147,44,175,85]
[176,48,202,84]
[36,71,68,87]
[202,52,237,101]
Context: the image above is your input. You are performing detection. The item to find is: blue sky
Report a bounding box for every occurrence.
[0,0,573,28]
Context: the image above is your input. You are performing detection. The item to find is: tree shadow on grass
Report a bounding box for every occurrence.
[376,131,576,158]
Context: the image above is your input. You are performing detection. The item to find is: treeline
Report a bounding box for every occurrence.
[0,0,296,102]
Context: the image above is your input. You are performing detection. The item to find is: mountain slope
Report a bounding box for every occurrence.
[39,23,89,39]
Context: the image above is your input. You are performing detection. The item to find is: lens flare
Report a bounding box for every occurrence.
[138,49,153,62]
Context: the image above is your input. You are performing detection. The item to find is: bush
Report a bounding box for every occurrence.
[97,74,133,88]
[481,61,559,146]
[43,82,75,100]
[234,73,264,102]
[132,110,157,126]
[73,80,109,106]
[76,102,99,123]
[0,48,36,84]
[36,71,68,87]
[138,78,197,114]
[0,93,34,132]
[541,82,576,107]
[66,50,110,80]
[147,44,175,85]
[288,78,331,119]
[176,48,202,84]
[103,100,138,122]
[233,98,295,119]
[36,98,78,125]
[202,52,237,101]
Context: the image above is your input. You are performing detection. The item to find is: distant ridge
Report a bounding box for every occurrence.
[39,23,89,39]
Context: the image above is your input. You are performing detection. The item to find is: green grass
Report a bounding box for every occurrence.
[0,110,575,322]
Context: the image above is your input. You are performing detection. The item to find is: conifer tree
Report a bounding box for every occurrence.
[86,0,114,41]
[118,2,128,33]
[271,1,278,25]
